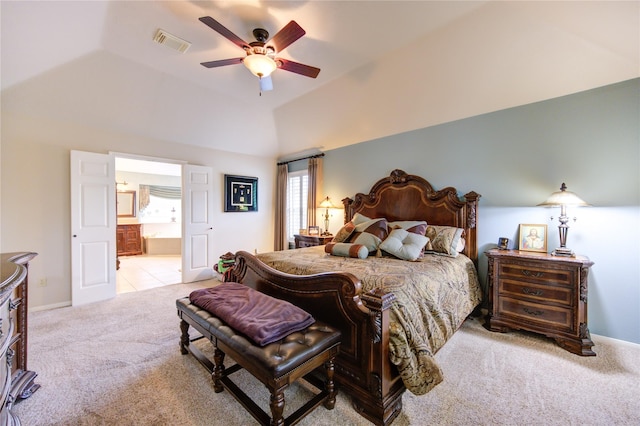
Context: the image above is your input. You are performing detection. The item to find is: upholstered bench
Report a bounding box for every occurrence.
[176,287,341,426]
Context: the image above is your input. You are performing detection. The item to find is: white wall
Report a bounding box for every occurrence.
[1,113,275,310]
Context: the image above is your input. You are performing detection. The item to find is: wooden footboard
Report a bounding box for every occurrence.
[230,251,406,426]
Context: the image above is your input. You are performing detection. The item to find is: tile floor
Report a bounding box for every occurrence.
[116,254,182,294]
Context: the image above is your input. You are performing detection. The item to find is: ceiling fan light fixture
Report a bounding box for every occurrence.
[243,54,277,78]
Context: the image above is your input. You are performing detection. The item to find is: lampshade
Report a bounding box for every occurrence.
[537,183,589,207]
[318,196,336,209]
[243,54,277,78]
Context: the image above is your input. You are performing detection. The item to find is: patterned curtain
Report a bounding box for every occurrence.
[307,157,321,228]
[274,164,288,251]
[139,185,181,212]
[148,185,181,199]
[139,185,150,212]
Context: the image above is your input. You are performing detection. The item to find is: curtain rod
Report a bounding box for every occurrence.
[277,153,324,166]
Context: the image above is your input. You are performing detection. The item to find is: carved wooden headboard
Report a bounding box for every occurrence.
[342,169,481,264]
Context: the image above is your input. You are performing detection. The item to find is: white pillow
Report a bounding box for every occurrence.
[351,212,372,226]
[379,228,429,261]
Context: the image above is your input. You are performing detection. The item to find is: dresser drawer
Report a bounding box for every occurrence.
[499,297,573,330]
[499,279,574,306]
[499,262,574,286]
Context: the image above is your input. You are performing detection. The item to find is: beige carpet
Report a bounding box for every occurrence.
[13,280,640,425]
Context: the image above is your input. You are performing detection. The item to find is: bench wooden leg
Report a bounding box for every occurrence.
[269,389,285,426]
[324,358,337,410]
[213,348,225,393]
[179,320,190,355]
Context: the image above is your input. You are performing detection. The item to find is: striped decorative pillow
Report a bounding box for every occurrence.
[325,242,368,259]
[347,218,389,254]
[388,220,428,236]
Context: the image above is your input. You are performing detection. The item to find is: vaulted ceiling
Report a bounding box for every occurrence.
[2,1,638,158]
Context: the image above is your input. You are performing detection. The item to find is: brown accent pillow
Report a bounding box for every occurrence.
[424,225,464,256]
[388,220,428,236]
[332,221,356,243]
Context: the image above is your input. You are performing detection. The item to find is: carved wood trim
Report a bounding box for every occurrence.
[341,169,480,264]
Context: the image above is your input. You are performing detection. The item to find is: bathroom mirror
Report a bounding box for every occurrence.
[117,191,136,217]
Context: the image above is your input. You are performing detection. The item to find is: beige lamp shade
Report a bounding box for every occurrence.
[537,183,590,207]
[318,196,337,209]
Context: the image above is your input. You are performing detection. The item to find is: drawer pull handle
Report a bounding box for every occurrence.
[523,307,544,316]
[522,288,543,296]
[522,270,543,277]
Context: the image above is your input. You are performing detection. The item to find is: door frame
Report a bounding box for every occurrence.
[112,152,214,283]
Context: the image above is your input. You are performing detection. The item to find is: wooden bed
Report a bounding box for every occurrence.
[228,169,481,425]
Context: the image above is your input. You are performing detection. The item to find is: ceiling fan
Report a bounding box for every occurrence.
[199,16,320,92]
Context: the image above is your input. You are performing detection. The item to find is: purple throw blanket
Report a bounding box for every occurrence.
[189,282,315,346]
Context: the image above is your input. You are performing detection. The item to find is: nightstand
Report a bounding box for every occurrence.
[484,249,595,356]
[294,234,333,248]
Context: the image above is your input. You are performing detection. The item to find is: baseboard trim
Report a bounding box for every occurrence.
[29,301,71,312]
[592,333,640,349]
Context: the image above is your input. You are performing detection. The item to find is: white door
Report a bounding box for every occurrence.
[182,164,214,283]
[70,150,117,305]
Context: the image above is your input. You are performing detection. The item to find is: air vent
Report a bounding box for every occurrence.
[153,29,191,53]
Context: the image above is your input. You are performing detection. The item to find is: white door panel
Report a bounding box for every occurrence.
[182,165,214,283]
[71,150,116,305]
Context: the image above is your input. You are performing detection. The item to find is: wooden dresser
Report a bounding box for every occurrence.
[116,224,143,256]
[484,249,595,356]
[0,252,39,425]
[294,234,333,248]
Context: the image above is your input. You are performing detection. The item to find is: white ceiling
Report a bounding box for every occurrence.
[2,1,638,158]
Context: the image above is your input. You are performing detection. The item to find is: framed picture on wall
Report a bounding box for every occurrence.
[518,224,547,253]
[224,175,258,212]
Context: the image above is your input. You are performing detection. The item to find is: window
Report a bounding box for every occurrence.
[287,170,308,241]
[139,195,181,224]
[138,185,182,224]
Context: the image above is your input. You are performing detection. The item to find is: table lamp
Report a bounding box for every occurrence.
[537,183,589,257]
[318,196,336,236]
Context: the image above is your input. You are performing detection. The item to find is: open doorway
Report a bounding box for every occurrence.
[115,156,182,294]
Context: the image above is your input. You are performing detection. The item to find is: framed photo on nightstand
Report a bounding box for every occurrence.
[518,224,547,252]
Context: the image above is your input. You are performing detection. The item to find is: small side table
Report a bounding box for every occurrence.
[294,234,333,248]
[484,248,595,356]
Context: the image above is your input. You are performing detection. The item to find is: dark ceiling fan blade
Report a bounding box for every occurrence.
[199,16,249,50]
[277,58,320,78]
[268,21,305,52]
[200,57,244,68]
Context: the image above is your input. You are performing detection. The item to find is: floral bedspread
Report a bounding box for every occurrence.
[256,246,482,395]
